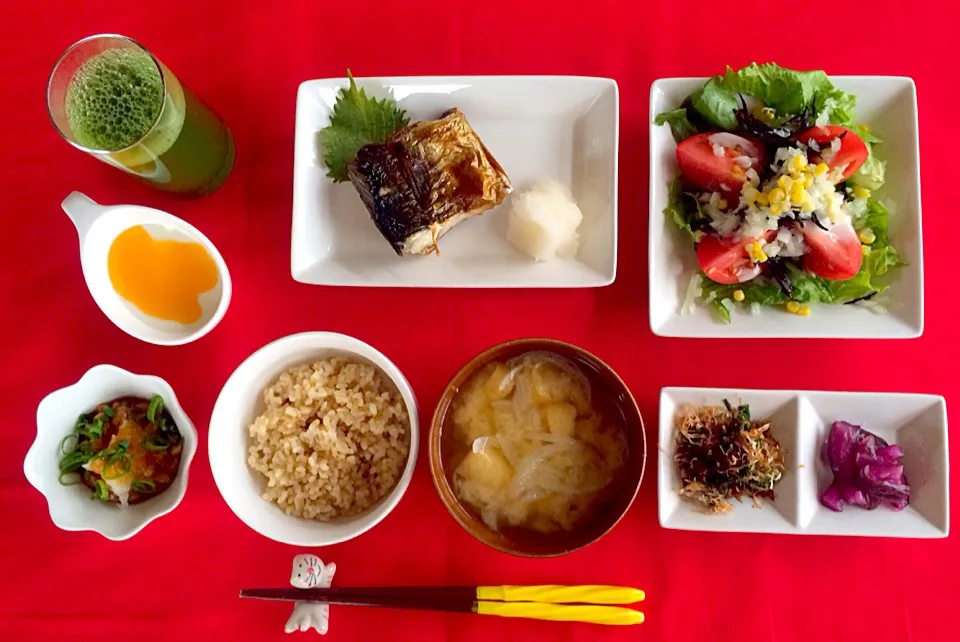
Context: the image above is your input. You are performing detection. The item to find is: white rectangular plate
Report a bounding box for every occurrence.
[648,76,923,337]
[292,76,618,287]
[658,387,949,538]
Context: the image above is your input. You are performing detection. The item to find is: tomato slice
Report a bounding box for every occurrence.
[676,132,766,196]
[800,220,863,280]
[697,230,775,284]
[796,126,868,182]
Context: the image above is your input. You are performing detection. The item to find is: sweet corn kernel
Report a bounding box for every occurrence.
[853,185,871,200]
[803,173,814,188]
[769,202,784,216]
[777,175,792,191]
[790,182,807,204]
[792,155,808,171]
[756,191,769,206]
[862,245,871,256]
[733,289,745,302]
[742,185,759,206]
[798,305,812,317]
[786,301,801,313]
[800,200,815,213]
[745,242,768,263]
[769,187,786,204]
[814,163,829,177]
[858,228,876,244]
[717,199,728,210]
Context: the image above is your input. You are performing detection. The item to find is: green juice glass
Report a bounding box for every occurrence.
[47,34,234,196]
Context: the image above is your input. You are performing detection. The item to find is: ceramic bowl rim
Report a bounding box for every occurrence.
[428,337,647,557]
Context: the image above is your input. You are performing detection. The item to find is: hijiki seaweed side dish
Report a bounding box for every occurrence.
[674,401,784,514]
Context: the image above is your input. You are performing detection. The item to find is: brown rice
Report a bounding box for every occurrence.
[247,357,410,520]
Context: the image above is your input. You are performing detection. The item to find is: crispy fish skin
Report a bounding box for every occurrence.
[347,108,512,255]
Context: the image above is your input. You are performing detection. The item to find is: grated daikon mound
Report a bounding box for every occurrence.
[506,180,583,261]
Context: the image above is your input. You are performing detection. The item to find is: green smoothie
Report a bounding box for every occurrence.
[66,49,164,151]
[63,46,233,195]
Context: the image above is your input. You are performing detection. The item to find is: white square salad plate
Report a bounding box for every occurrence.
[648,76,923,337]
[292,76,618,287]
[658,387,948,538]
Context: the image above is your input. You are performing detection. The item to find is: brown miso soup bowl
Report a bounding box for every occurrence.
[429,338,646,557]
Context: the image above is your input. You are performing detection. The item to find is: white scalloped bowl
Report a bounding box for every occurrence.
[23,365,199,540]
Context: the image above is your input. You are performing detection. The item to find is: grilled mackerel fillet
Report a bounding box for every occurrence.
[347,108,511,255]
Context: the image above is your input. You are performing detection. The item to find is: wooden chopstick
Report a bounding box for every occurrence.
[239,585,645,626]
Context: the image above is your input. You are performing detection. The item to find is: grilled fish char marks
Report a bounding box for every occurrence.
[347,108,511,255]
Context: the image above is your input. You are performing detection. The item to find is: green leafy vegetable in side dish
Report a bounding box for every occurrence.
[664,176,695,238]
[654,108,698,143]
[849,151,886,191]
[318,69,410,182]
[688,62,857,129]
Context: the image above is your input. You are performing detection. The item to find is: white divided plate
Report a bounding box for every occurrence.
[658,387,948,538]
[648,77,923,337]
[292,76,618,287]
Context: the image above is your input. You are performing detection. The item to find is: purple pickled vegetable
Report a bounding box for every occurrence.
[887,497,910,511]
[875,445,904,465]
[819,421,911,512]
[821,483,845,512]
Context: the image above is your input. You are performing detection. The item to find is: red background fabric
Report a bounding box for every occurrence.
[1,2,956,640]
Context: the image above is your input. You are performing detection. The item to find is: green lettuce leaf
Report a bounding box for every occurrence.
[689,63,858,129]
[854,198,893,246]
[849,152,886,191]
[711,298,732,323]
[654,108,698,143]
[664,175,697,239]
[690,76,741,130]
[845,124,885,190]
[850,124,882,145]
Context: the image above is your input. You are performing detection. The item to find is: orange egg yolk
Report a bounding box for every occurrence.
[107,225,218,324]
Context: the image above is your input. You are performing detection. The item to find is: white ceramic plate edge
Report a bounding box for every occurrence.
[647,76,923,338]
[291,75,618,288]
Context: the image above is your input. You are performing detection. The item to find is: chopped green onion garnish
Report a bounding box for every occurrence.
[102,454,132,480]
[59,450,92,474]
[81,418,103,440]
[143,434,170,451]
[147,395,164,423]
[92,479,109,501]
[131,479,156,493]
[58,472,82,486]
[100,405,115,419]
[59,433,79,455]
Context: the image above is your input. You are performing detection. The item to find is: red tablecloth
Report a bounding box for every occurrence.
[2,2,956,641]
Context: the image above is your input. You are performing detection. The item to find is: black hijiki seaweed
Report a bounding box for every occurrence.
[844,291,879,305]
[765,257,794,299]
[734,95,812,143]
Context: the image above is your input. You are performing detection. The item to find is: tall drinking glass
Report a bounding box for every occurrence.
[47,34,234,196]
